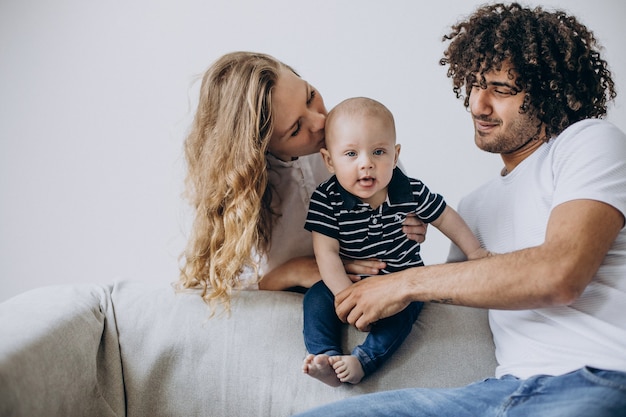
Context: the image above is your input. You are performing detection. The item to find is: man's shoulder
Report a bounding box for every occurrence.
[556,119,625,143]
[549,119,626,163]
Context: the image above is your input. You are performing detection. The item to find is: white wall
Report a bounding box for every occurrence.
[1,0,625,301]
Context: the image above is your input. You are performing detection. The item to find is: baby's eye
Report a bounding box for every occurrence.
[373,149,385,156]
[345,151,357,157]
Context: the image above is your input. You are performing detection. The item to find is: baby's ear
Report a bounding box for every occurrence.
[320,148,335,173]
[394,144,401,166]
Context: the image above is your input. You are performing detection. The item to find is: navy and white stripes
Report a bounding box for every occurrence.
[305,168,446,274]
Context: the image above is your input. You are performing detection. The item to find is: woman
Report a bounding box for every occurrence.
[179,51,425,310]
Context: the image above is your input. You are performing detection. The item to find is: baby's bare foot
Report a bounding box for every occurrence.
[329,355,365,385]
[302,354,342,387]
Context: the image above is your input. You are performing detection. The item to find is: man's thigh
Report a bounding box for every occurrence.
[294,377,519,417]
[503,367,626,417]
[294,368,626,417]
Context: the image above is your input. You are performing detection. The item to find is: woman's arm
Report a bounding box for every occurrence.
[258,256,322,290]
[259,256,389,290]
[335,199,623,331]
[259,215,428,290]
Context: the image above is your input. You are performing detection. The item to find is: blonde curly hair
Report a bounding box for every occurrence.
[179,51,291,311]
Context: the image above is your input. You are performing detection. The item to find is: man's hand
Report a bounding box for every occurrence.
[403,214,427,243]
[334,273,411,331]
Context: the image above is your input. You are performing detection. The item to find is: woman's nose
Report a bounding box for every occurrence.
[309,111,325,132]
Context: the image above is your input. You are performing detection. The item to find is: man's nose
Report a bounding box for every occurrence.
[470,88,492,116]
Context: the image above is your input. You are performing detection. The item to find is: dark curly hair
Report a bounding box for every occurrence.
[440,2,616,139]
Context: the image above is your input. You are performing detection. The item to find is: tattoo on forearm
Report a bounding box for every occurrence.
[430,298,454,304]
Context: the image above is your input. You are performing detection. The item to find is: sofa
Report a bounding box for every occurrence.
[0,280,497,417]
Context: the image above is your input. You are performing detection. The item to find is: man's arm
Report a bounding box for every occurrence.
[335,199,623,331]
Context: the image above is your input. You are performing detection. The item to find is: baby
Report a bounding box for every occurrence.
[302,97,489,386]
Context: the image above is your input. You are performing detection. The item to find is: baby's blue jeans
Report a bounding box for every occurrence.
[303,280,423,377]
[293,366,626,416]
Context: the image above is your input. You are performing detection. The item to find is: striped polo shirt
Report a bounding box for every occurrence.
[305,167,446,274]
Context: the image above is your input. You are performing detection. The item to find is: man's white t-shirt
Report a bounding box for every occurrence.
[448,119,626,379]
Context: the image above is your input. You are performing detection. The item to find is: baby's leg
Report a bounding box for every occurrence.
[302,354,342,387]
[329,355,365,385]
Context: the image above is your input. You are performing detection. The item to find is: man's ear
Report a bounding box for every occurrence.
[394,144,401,167]
[320,148,335,173]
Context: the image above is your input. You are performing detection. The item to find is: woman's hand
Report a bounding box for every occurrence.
[403,214,427,243]
[261,255,389,289]
[261,256,387,289]
[339,215,426,282]
[343,214,428,282]
[342,258,386,282]
[259,216,426,291]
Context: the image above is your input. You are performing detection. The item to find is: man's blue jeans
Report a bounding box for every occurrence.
[293,367,626,416]
[303,280,423,377]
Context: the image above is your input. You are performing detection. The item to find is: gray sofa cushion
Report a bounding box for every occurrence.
[111,280,496,417]
[0,284,124,417]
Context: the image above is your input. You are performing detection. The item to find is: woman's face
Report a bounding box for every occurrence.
[268,67,327,161]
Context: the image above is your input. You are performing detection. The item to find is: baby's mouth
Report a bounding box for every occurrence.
[358,176,375,186]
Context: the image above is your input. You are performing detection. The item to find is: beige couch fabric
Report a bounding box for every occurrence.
[112,281,496,416]
[0,280,497,417]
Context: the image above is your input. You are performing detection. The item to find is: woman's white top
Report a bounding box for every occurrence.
[239,153,330,288]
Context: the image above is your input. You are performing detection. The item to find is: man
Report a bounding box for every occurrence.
[295,3,626,416]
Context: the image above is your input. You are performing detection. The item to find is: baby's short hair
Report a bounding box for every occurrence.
[326,97,395,133]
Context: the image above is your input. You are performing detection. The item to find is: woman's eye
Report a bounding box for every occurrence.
[291,122,301,137]
[307,89,316,105]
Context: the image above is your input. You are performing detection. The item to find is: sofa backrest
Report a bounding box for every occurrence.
[111,280,496,417]
[0,280,497,417]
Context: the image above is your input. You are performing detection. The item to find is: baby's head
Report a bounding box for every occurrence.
[325,97,396,149]
[321,97,400,208]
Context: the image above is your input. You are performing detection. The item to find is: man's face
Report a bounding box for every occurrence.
[468,63,542,155]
